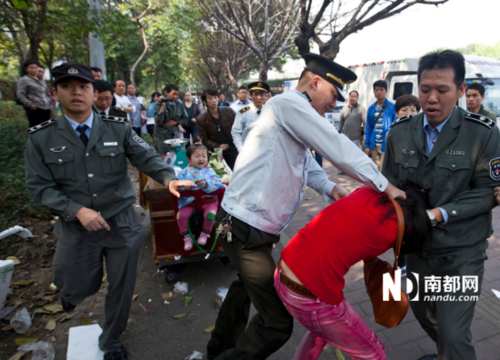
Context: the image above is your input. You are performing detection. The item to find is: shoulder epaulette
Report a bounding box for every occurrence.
[465,112,494,129]
[239,106,250,114]
[27,119,56,134]
[391,115,412,126]
[102,116,127,123]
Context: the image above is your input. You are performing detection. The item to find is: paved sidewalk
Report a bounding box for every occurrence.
[276,160,500,359]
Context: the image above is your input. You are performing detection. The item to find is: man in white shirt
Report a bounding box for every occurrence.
[231,81,269,151]
[113,80,134,122]
[207,53,405,360]
[229,85,251,113]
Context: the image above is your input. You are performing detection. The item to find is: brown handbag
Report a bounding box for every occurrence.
[363,195,409,328]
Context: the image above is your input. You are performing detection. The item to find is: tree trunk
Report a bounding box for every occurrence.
[259,61,269,81]
[319,39,341,61]
[294,34,311,58]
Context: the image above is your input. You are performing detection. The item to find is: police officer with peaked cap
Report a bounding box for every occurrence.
[382,50,500,360]
[231,81,270,151]
[24,63,195,360]
[207,53,405,359]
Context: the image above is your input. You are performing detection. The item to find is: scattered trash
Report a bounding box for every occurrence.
[49,283,58,291]
[10,307,32,334]
[8,351,26,360]
[204,325,215,333]
[15,337,38,345]
[216,287,228,302]
[174,313,187,319]
[6,256,21,265]
[138,303,154,314]
[132,294,139,301]
[45,319,57,331]
[164,300,170,305]
[67,324,104,360]
[0,306,15,319]
[148,299,152,303]
[305,196,314,200]
[174,282,188,295]
[492,289,500,299]
[185,350,203,360]
[184,296,193,307]
[17,341,55,360]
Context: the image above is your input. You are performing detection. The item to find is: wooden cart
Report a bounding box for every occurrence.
[140,175,227,281]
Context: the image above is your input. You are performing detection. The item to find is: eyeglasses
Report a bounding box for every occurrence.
[97,97,113,101]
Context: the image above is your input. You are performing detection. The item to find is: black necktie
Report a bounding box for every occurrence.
[100,111,106,117]
[257,110,261,115]
[77,124,89,147]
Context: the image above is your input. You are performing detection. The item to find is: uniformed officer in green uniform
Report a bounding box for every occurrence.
[466,82,497,122]
[25,63,195,360]
[93,80,128,119]
[382,50,500,360]
[153,84,189,155]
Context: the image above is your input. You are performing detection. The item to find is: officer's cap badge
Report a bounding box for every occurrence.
[68,67,79,74]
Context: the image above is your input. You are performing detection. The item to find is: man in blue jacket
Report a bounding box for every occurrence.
[364,80,397,169]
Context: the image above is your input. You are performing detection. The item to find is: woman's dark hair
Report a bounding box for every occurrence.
[186,143,209,160]
[395,94,421,114]
[201,88,218,105]
[378,181,432,254]
[150,91,161,101]
[22,60,40,75]
[418,50,465,90]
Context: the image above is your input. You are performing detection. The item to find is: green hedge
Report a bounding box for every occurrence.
[0,101,49,230]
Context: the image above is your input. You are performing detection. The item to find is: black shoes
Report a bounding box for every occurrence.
[61,297,76,312]
[417,355,437,360]
[104,347,128,360]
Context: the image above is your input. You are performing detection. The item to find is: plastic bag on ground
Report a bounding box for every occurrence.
[18,341,55,360]
[185,350,203,359]
[216,287,228,302]
[174,282,188,295]
[10,307,31,334]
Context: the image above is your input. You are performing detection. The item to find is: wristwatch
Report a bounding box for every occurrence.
[426,209,438,227]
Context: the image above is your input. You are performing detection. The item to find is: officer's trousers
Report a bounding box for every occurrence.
[407,250,487,360]
[207,209,294,359]
[53,205,142,352]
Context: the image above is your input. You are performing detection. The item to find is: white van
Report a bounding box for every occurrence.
[345,55,500,122]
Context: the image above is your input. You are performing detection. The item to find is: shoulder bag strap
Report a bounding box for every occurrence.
[387,195,405,272]
[374,102,391,123]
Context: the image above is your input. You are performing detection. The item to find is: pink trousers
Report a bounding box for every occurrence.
[177,201,218,235]
[273,268,386,360]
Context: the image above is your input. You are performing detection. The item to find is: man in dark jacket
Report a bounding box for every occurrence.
[154,84,189,154]
[196,89,238,169]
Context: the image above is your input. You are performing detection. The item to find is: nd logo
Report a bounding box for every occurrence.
[382,269,419,301]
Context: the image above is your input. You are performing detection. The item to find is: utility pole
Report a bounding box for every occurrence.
[88,0,107,80]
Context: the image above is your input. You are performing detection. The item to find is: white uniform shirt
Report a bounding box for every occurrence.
[229,99,252,113]
[231,102,263,151]
[222,89,388,235]
[114,94,134,121]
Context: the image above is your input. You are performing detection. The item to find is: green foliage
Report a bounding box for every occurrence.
[455,42,500,60]
[0,102,49,230]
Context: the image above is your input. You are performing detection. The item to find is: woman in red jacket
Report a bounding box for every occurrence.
[275,182,432,360]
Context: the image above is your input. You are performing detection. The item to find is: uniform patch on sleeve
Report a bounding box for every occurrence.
[133,136,149,149]
[490,158,500,180]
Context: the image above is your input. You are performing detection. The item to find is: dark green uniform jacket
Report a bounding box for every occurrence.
[478,105,497,122]
[25,113,176,221]
[382,107,500,257]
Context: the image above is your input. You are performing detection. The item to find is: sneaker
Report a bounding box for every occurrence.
[399,266,407,277]
[198,233,210,246]
[183,235,193,251]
